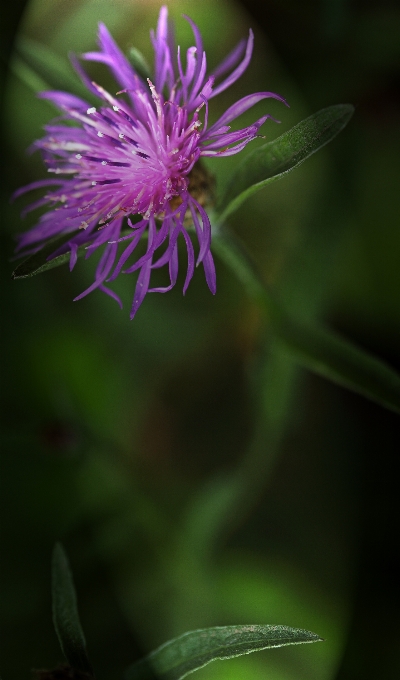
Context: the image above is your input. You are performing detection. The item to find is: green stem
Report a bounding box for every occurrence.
[211,227,280,320]
[212,228,400,414]
[179,223,396,562]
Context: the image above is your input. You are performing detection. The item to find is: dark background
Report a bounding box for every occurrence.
[1,1,399,679]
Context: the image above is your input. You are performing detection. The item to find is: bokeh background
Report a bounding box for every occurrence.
[1,1,399,679]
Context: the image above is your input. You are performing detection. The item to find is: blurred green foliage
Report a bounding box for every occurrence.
[1,1,399,679]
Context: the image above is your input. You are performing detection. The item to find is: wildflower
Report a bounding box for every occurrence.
[15,6,287,318]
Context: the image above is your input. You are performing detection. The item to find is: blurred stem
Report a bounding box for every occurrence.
[211,227,280,322]
[167,349,296,639]
[174,231,301,571]
[212,228,400,414]
[234,337,298,506]
[178,335,299,570]
[178,223,400,562]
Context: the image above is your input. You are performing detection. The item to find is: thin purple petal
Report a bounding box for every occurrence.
[203,250,217,294]
[183,14,204,87]
[84,23,142,96]
[74,240,118,300]
[152,5,174,93]
[190,198,211,265]
[14,7,287,319]
[205,92,289,138]
[12,178,63,201]
[99,284,123,308]
[130,256,152,319]
[210,30,254,99]
[107,229,145,282]
[211,38,246,80]
[69,242,78,270]
[38,90,89,111]
[69,53,103,99]
[181,229,195,294]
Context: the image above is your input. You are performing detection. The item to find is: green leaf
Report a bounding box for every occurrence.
[124,625,323,680]
[212,231,400,414]
[275,314,400,414]
[13,37,94,102]
[10,56,50,94]
[128,47,152,81]
[12,228,135,279]
[12,232,81,279]
[52,543,94,675]
[216,104,354,223]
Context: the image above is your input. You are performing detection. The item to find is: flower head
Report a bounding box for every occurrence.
[15,6,287,318]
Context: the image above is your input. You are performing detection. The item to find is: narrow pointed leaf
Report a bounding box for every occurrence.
[52,543,94,675]
[217,104,354,222]
[12,228,134,278]
[276,314,400,414]
[124,625,323,680]
[128,47,152,81]
[10,56,50,94]
[14,37,94,101]
[12,232,81,278]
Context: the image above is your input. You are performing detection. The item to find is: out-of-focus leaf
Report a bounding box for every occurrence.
[52,543,94,675]
[212,231,400,414]
[128,47,152,81]
[9,56,49,94]
[276,313,400,414]
[124,625,322,680]
[216,104,354,223]
[14,37,92,101]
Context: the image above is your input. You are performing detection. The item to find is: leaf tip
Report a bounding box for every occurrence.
[52,540,67,567]
[310,634,325,642]
[51,542,94,675]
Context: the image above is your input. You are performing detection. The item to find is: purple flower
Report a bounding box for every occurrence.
[15,6,287,319]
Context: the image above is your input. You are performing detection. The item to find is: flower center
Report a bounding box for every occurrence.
[168,160,215,215]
